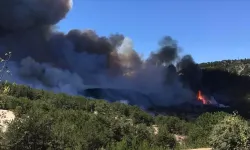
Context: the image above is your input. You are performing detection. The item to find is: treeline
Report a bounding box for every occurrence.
[199,59,250,118]
[200,58,250,76]
[0,83,250,150]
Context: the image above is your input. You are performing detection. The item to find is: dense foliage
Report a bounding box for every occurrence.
[0,82,246,150]
[200,58,250,76]
[209,113,250,150]
[0,59,250,149]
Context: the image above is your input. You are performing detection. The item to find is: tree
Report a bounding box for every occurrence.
[209,113,250,150]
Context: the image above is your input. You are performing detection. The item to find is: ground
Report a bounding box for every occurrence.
[0,109,15,132]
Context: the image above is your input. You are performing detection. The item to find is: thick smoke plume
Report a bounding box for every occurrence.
[0,0,201,108]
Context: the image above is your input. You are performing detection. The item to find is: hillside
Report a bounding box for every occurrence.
[0,59,250,149]
[0,1,250,149]
[0,82,241,150]
[198,59,250,118]
[200,58,250,76]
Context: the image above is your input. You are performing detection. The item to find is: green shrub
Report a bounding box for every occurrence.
[130,106,154,126]
[209,114,250,150]
[153,125,177,149]
[0,94,17,109]
[111,102,131,117]
[195,112,230,129]
[186,112,229,148]
[155,115,189,135]
[107,137,167,150]
[3,108,53,150]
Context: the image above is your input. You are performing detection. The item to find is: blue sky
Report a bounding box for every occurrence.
[58,1,249,63]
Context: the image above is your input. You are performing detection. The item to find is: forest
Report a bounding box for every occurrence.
[0,59,249,150]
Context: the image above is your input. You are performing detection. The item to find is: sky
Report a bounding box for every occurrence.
[58,0,249,63]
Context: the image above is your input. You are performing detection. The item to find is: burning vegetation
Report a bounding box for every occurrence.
[197,90,208,105]
[196,90,230,109]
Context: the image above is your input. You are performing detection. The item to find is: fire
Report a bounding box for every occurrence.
[197,90,208,104]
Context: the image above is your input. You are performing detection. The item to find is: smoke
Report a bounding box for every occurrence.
[117,37,142,72]
[0,0,72,30]
[177,55,203,92]
[0,0,200,108]
[146,36,180,66]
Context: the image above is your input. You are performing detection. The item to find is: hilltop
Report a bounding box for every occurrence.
[200,58,250,76]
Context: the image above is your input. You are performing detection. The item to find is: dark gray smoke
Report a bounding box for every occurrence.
[0,0,72,30]
[177,55,203,92]
[146,36,180,66]
[0,0,201,108]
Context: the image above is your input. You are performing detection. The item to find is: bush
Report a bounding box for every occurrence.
[153,125,177,149]
[107,137,166,150]
[155,115,190,135]
[130,106,154,126]
[209,114,250,150]
[186,112,229,148]
[3,108,53,150]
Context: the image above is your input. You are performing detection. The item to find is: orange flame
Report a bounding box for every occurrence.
[197,90,208,104]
